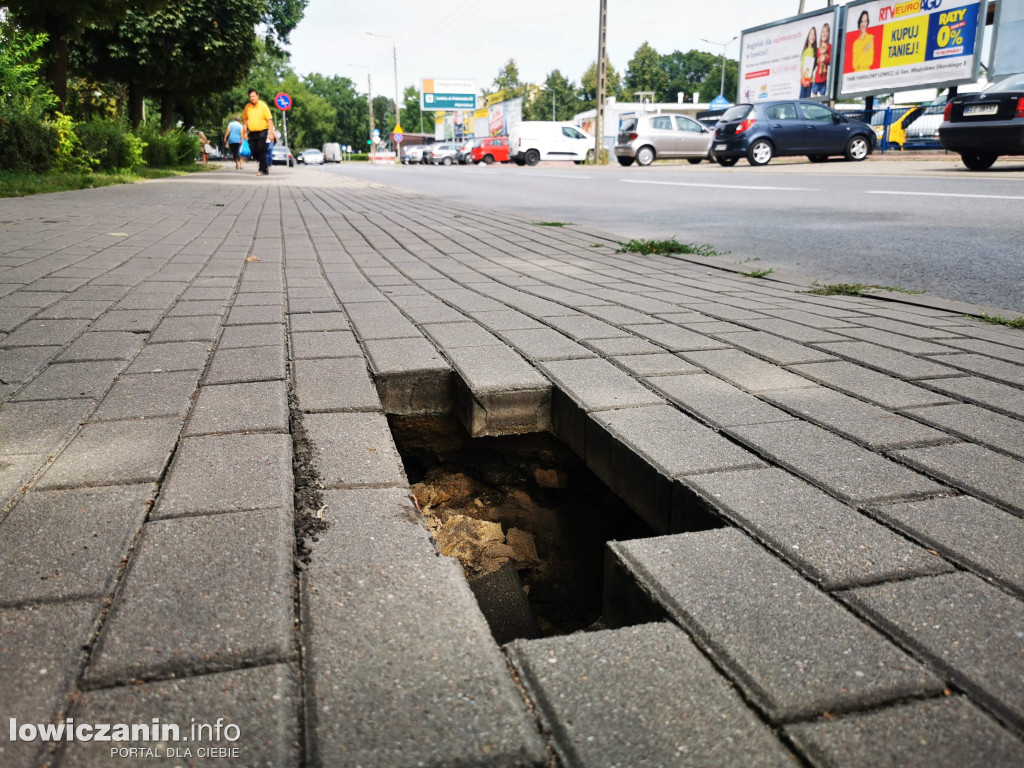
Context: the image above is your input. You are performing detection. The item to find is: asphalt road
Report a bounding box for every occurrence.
[319,156,1024,312]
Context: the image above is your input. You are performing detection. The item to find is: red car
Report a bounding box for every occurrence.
[470,137,510,164]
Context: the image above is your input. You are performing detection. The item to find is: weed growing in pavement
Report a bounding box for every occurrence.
[617,238,723,257]
[534,221,572,227]
[975,312,1024,330]
[807,282,925,296]
[739,267,774,278]
[739,257,761,264]
[0,166,209,198]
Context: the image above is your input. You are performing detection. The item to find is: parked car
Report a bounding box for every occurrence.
[940,73,1024,170]
[402,145,427,164]
[508,121,594,166]
[615,113,713,166]
[297,148,324,165]
[470,136,510,164]
[321,142,341,162]
[711,100,874,166]
[427,143,461,165]
[271,145,295,166]
[457,139,480,165]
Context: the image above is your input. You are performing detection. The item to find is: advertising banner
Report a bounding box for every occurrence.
[990,0,1024,79]
[839,0,985,97]
[487,97,522,136]
[738,8,841,103]
[421,79,478,111]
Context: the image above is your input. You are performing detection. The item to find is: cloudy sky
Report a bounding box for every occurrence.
[285,0,834,96]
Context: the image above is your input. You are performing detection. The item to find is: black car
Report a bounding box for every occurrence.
[939,74,1024,171]
[711,100,874,167]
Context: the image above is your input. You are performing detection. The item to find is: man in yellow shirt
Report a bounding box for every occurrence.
[242,89,275,176]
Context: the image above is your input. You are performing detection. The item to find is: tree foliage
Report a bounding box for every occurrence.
[580,60,625,108]
[486,59,529,102]
[625,42,670,98]
[526,70,580,121]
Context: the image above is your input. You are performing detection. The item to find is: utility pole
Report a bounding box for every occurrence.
[593,0,607,164]
[346,63,375,161]
[367,32,401,155]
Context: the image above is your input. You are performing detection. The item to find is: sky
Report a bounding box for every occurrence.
[284,0,834,98]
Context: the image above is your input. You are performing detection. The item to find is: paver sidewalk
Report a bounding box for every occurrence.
[1,171,1023,767]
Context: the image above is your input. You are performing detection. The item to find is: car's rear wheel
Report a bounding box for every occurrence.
[844,136,869,161]
[514,157,527,166]
[636,146,655,166]
[716,157,739,167]
[687,158,702,165]
[960,152,998,171]
[617,157,634,167]
[525,149,541,166]
[442,157,452,166]
[747,140,773,166]
[807,155,828,163]
[482,154,494,165]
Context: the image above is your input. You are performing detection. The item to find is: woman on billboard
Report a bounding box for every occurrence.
[812,23,832,97]
[799,27,818,98]
[852,11,876,71]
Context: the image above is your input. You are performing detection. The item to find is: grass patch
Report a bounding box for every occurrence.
[617,237,723,257]
[739,267,774,278]
[534,221,572,227]
[807,281,925,297]
[975,312,1024,330]
[0,166,209,198]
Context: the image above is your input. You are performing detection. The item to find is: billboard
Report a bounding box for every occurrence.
[421,79,477,111]
[838,0,986,98]
[990,0,1024,80]
[738,8,841,103]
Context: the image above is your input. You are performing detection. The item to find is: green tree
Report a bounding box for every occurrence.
[305,72,370,146]
[580,60,624,109]
[698,59,739,102]
[401,84,424,135]
[625,42,669,99]
[527,69,580,121]
[0,22,56,114]
[487,58,528,102]
[273,71,335,149]
[660,49,717,103]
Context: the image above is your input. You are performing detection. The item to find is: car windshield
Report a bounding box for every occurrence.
[986,73,1024,93]
[620,118,638,132]
[721,105,752,121]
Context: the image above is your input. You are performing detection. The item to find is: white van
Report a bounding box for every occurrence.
[321,143,341,163]
[508,121,594,166]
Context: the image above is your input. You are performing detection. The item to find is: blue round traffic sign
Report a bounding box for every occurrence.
[275,92,292,111]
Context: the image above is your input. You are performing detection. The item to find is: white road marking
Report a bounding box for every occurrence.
[531,173,594,180]
[866,190,1024,201]
[621,179,815,192]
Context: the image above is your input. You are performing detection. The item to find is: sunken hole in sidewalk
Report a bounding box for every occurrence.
[389,414,656,644]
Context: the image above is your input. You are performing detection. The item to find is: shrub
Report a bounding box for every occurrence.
[77,119,146,170]
[51,112,92,172]
[0,110,57,172]
[138,126,198,167]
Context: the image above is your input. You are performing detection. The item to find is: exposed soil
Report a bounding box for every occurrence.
[288,388,330,567]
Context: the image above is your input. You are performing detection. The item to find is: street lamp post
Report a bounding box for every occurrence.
[367,32,400,151]
[701,35,738,101]
[345,63,375,161]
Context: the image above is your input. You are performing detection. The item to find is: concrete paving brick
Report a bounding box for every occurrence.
[204,345,286,385]
[184,381,289,436]
[225,304,284,326]
[500,327,596,361]
[648,373,796,429]
[686,468,951,589]
[303,488,546,768]
[903,403,1024,459]
[0,601,99,768]
[293,357,380,412]
[154,433,291,519]
[218,322,285,349]
[582,304,654,325]
[815,341,959,380]
[843,572,1024,735]
[762,387,950,450]
[730,421,945,504]
[55,331,145,362]
[125,341,212,373]
[854,315,966,340]
[684,304,767,323]
[36,417,181,490]
[12,360,126,402]
[747,318,847,344]
[35,299,113,320]
[896,442,1024,517]
[291,330,361,360]
[920,376,1024,419]
[543,314,626,338]
[683,348,816,392]
[612,353,699,377]
[784,697,1024,768]
[625,322,725,352]
[0,484,154,605]
[85,508,294,685]
[946,323,1024,349]
[589,405,763,531]
[288,296,341,313]
[941,337,1024,365]
[609,529,942,723]
[0,305,39,333]
[149,315,223,343]
[346,303,420,339]
[789,361,954,409]
[763,309,857,329]
[62,664,300,768]
[935,353,1024,387]
[92,371,198,421]
[584,335,663,356]
[832,326,954,355]
[304,412,407,488]
[1,318,90,347]
[92,309,164,332]
[423,321,503,348]
[165,299,229,317]
[508,623,799,768]
[0,453,44,509]
[0,346,60,384]
[869,495,1024,598]
[362,337,453,415]
[710,330,836,365]
[182,286,234,301]
[0,399,91,456]
[538,357,663,412]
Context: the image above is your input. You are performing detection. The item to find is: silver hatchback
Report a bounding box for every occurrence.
[615,113,714,166]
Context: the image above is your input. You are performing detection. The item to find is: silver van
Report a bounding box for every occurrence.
[321,143,341,163]
[615,113,713,166]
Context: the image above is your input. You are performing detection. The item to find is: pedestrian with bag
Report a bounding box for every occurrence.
[224,115,244,170]
[242,89,275,176]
